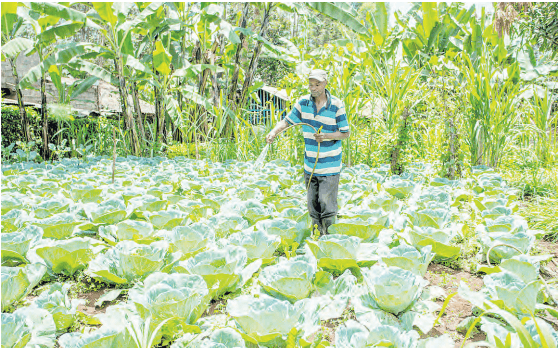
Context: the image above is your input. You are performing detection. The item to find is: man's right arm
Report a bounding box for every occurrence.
[265,119,290,144]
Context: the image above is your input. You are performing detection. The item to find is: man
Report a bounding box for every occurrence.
[265,69,350,235]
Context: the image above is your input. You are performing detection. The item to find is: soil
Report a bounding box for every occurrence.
[423,263,486,347]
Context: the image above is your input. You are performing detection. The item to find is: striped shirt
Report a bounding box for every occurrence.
[284,89,349,176]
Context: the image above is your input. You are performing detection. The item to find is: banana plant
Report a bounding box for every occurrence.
[1,3,33,143]
[396,2,480,67]
[16,2,91,160]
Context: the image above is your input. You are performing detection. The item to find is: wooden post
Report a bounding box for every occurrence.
[112,128,116,184]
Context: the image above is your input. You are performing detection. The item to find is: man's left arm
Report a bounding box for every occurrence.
[316,99,350,142]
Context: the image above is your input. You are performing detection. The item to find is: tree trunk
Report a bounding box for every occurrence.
[9,58,31,143]
[40,76,49,160]
[227,2,250,103]
[239,4,275,108]
[114,59,140,156]
[196,38,221,135]
[131,81,146,152]
[390,108,410,175]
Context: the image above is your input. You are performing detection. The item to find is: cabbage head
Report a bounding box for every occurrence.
[207,212,249,239]
[407,209,451,229]
[256,218,308,247]
[2,209,32,232]
[174,246,260,299]
[29,237,106,276]
[328,217,386,242]
[1,307,56,348]
[1,263,46,311]
[381,244,435,276]
[31,282,86,331]
[483,271,541,316]
[258,255,317,303]
[87,241,177,284]
[384,178,415,199]
[334,320,420,348]
[86,198,129,225]
[172,326,244,348]
[227,229,280,265]
[1,225,42,266]
[159,223,214,259]
[408,227,461,261]
[31,212,85,239]
[98,220,157,245]
[128,272,211,337]
[227,294,320,347]
[58,303,137,348]
[478,231,535,263]
[307,234,361,274]
[362,265,429,315]
[147,209,188,230]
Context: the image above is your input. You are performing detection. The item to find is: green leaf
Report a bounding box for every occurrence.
[1,37,33,59]
[29,2,88,23]
[92,2,118,26]
[422,2,438,39]
[306,2,366,34]
[70,76,99,100]
[153,40,171,76]
[1,2,17,17]
[371,3,388,38]
[68,60,119,85]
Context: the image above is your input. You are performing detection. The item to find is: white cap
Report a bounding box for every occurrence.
[308,69,328,82]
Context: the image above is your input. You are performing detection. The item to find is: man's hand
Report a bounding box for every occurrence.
[265,131,277,144]
[313,133,329,143]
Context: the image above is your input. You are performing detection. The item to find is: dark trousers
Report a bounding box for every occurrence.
[304,173,340,235]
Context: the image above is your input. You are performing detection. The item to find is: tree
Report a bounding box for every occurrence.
[18,2,90,160]
[1,3,32,143]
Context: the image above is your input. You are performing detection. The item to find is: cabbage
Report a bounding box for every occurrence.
[31,212,85,239]
[256,218,308,247]
[1,307,56,348]
[147,209,188,230]
[1,209,32,232]
[1,263,46,311]
[85,198,130,225]
[58,303,137,348]
[380,244,435,276]
[478,231,535,263]
[1,225,43,266]
[31,282,86,331]
[207,212,249,239]
[258,255,317,303]
[128,272,211,337]
[98,220,157,245]
[86,241,177,284]
[407,209,451,229]
[226,229,281,265]
[174,246,261,298]
[159,223,214,259]
[334,320,420,348]
[483,271,541,315]
[29,237,106,276]
[384,178,416,199]
[362,266,429,315]
[328,217,386,242]
[33,197,73,219]
[307,234,362,274]
[408,226,461,261]
[227,294,320,347]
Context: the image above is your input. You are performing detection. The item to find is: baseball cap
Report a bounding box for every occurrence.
[308,69,328,82]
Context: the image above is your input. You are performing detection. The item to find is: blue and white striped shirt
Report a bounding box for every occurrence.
[284,89,350,176]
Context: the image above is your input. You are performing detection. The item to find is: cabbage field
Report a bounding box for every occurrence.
[1,156,558,348]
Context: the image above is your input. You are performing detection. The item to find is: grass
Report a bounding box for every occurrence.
[502,165,558,200]
[520,197,559,242]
